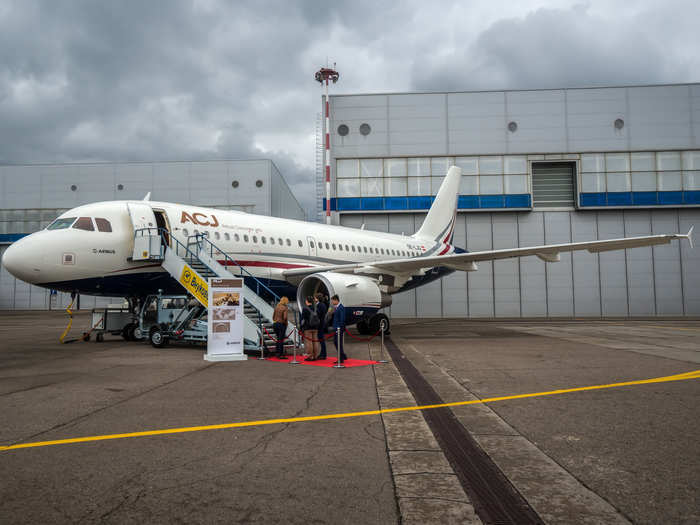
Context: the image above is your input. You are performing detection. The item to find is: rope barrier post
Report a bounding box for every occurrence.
[333,327,345,369]
[258,324,266,360]
[377,320,388,364]
[289,328,300,364]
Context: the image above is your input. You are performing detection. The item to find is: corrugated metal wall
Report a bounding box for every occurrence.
[340,209,700,318]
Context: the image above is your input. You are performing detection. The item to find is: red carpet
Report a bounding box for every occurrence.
[255,354,378,368]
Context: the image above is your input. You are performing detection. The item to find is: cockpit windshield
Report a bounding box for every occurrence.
[47,217,77,230]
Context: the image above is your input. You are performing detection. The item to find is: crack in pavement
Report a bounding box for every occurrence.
[5,363,217,447]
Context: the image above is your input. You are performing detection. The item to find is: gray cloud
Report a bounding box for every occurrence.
[0,1,698,218]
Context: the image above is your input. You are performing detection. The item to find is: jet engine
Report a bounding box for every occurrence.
[296,272,392,313]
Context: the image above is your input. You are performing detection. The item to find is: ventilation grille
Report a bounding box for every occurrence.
[531,162,575,208]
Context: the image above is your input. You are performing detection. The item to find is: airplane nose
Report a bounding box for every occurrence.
[1,236,42,284]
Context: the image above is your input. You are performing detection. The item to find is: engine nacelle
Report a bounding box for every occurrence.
[296,272,392,318]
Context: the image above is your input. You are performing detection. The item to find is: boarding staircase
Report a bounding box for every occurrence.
[132,228,299,353]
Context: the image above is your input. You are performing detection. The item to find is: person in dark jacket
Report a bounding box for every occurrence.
[314,293,328,359]
[330,294,348,363]
[301,296,320,360]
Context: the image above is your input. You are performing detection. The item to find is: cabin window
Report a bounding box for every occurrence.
[261,236,266,244]
[183,229,189,236]
[214,232,220,240]
[252,235,258,243]
[338,244,343,251]
[325,242,330,249]
[232,233,238,241]
[73,217,95,231]
[309,240,315,248]
[225,233,230,241]
[351,245,355,252]
[332,243,336,250]
[95,218,112,232]
[243,234,249,242]
[47,217,77,230]
[363,246,367,253]
[344,244,349,251]
[270,237,275,245]
[380,248,385,255]
[298,240,303,247]
[286,239,291,246]
[193,230,200,236]
[317,242,322,250]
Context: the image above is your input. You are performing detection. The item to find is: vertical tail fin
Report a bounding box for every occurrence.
[414,166,461,242]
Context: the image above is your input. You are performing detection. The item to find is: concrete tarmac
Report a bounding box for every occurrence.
[1,312,699,524]
[0,311,397,524]
[392,318,700,525]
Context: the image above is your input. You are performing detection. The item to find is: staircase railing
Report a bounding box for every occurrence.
[135,228,299,350]
[191,232,281,302]
[191,232,300,340]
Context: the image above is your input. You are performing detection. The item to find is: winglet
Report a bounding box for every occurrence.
[684,226,694,249]
[143,192,151,202]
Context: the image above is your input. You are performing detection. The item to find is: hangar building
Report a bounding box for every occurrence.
[322,83,700,318]
[0,159,304,309]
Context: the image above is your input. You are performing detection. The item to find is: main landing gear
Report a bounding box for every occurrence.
[357,313,390,335]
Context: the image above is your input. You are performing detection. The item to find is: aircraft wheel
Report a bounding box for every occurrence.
[150,327,167,348]
[122,323,134,341]
[369,314,390,335]
[96,332,104,343]
[356,320,371,335]
[133,326,143,340]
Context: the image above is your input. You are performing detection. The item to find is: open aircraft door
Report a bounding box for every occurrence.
[127,202,161,261]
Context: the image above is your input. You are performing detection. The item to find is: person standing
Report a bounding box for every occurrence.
[314,293,328,360]
[331,294,348,363]
[272,296,289,358]
[301,296,320,361]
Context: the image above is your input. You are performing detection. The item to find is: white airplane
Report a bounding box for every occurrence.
[1,166,693,333]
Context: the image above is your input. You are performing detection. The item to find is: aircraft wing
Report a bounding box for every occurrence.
[282,229,693,278]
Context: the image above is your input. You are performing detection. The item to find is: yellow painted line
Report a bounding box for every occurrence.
[1,369,698,453]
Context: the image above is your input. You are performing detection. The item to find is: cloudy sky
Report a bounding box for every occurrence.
[0,0,698,217]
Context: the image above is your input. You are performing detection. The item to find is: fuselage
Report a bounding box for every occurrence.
[1,200,459,299]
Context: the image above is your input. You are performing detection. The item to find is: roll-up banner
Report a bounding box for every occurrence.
[204,278,247,362]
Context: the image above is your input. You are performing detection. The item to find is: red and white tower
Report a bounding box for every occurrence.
[315,66,339,224]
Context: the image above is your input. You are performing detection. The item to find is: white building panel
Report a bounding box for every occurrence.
[623,211,655,316]
[652,211,684,315]
[114,163,154,201]
[466,214,494,317]
[493,213,520,317]
[505,90,567,153]
[596,212,629,316]
[544,211,574,317]
[518,212,547,316]
[566,87,628,151]
[679,209,700,314]
[442,215,468,317]
[629,85,692,150]
[153,162,190,203]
